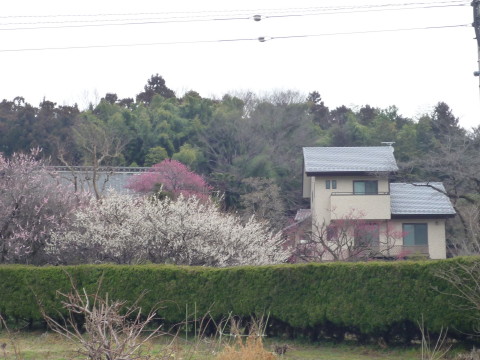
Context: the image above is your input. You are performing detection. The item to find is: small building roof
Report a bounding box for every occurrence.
[390,183,456,217]
[303,146,398,174]
[294,209,312,222]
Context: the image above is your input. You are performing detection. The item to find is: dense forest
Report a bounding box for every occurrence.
[1,74,479,254]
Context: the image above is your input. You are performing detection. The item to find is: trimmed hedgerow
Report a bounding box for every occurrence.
[0,258,477,340]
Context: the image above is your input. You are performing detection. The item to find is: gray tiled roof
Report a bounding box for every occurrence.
[390,183,456,216]
[303,147,398,173]
[294,209,312,222]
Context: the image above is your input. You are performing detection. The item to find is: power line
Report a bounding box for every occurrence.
[265,3,468,20]
[0,16,251,31]
[0,4,468,27]
[270,23,469,39]
[0,1,469,31]
[0,23,469,53]
[0,1,469,19]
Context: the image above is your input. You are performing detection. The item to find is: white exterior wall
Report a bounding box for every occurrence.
[312,218,446,260]
[311,175,390,226]
[388,219,447,259]
[305,173,447,260]
[302,170,311,198]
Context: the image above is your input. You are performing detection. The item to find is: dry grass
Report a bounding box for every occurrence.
[0,331,79,360]
[5,330,479,360]
[455,348,480,360]
[214,335,276,360]
[212,317,276,360]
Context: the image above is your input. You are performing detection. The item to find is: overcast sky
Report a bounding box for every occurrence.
[1,0,479,129]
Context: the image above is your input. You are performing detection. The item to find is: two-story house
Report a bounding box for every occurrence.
[302,146,456,260]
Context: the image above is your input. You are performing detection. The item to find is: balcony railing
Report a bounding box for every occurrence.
[46,166,150,173]
[365,245,429,258]
[330,192,391,220]
[331,192,390,196]
[392,245,429,256]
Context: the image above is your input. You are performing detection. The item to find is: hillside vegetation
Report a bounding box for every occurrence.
[1,74,478,253]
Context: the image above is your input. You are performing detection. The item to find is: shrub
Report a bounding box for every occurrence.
[0,258,477,342]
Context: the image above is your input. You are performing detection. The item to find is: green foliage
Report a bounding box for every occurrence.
[0,84,466,172]
[172,143,202,169]
[0,98,80,160]
[369,111,398,145]
[144,146,168,167]
[0,82,469,219]
[394,123,418,161]
[136,74,176,104]
[345,119,370,145]
[415,115,438,153]
[240,154,277,179]
[0,258,476,341]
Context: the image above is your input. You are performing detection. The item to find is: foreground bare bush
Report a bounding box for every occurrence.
[0,315,22,360]
[40,278,169,360]
[418,317,450,360]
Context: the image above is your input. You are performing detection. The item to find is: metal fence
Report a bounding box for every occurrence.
[45,167,150,194]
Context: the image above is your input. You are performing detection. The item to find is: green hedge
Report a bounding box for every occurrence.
[0,258,477,340]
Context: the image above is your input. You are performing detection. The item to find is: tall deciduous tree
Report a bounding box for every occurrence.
[409,134,480,255]
[201,91,317,211]
[400,102,478,255]
[74,112,131,199]
[240,177,286,230]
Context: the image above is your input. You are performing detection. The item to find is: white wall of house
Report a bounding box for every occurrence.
[318,221,400,261]
[310,174,390,226]
[302,170,311,198]
[305,173,447,260]
[318,219,446,260]
[388,219,447,259]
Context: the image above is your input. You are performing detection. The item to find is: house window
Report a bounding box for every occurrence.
[326,224,338,240]
[353,180,378,195]
[326,180,337,190]
[403,223,428,246]
[354,223,380,248]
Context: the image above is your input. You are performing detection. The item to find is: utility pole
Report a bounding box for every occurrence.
[472,0,480,98]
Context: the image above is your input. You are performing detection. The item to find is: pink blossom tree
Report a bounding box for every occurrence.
[126,159,211,199]
[0,149,86,264]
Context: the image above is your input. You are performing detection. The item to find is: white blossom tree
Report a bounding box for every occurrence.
[48,191,288,266]
[0,149,86,264]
